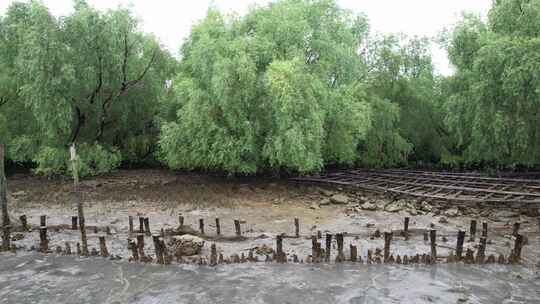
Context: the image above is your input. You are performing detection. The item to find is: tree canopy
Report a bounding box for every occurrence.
[159,0,413,174]
[444,0,540,168]
[2,0,539,176]
[1,0,174,176]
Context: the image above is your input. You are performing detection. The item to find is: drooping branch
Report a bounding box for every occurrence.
[88,54,103,105]
[70,105,85,144]
[96,31,159,141]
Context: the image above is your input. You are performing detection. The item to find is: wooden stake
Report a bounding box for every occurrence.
[336,233,344,262]
[199,218,204,235]
[325,233,332,262]
[72,216,78,230]
[128,216,133,233]
[99,236,109,257]
[384,232,392,263]
[218,253,224,264]
[65,242,72,255]
[137,234,145,258]
[430,229,437,263]
[144,217,150,235]
[139,217,144,234]
[350,244,357,262]
[19,215,28,231]
[210,243,217,266]
[294,218,299,238]
[179,215,184,227]
[311,235,319,263]
[276,234,285,263]
[70,145,88,256]
[403,217,410,239]
[215,218,221,235]
[481,222,488,238]
[512,222,520,237]
[39,226,48,253]
[128,239,139,261]
[476,237,486,264]
[0,143,11,251]
[152,235,161,264]
[40,215,46,227]
[469,220,477,242]
[465,248,474,264]
[497,254,505,264]
[234,220,241,237]
[510,234,523,264]
[159,238,167,264]
[456,230,465,260]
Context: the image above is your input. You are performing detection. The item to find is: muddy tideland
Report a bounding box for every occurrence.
[1,169,539,303]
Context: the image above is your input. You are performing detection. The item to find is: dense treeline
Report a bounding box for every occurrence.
[0,0,539,176]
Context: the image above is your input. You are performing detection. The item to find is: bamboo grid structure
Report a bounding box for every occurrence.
[291,169,540,208]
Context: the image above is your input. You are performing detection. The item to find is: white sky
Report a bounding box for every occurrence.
[0,0,492,75]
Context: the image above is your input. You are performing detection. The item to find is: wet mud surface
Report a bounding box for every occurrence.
[0,252,539,304]
[1,169,540,303]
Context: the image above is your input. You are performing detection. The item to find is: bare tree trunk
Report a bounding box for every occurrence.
[0,144,10,251]
[71,145,88,256]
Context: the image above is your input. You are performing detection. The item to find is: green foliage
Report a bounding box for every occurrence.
[1,0,174,176]
[362,34,448,165]
[445,0,540,168]
[159,0,373,173]
[34,143,121,177]
[359,96,412,167]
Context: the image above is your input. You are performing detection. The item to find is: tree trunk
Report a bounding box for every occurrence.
[0,144,10,251]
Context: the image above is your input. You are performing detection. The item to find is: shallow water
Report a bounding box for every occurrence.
[0,253,539,304]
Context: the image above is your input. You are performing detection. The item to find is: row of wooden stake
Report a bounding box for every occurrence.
[0,210,531,269]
